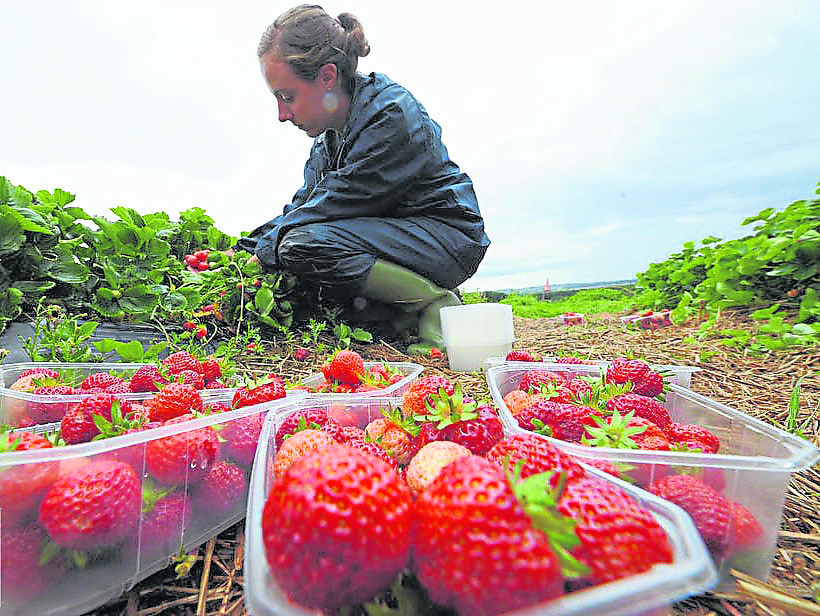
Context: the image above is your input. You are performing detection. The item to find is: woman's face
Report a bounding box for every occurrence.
[261,54,332,138]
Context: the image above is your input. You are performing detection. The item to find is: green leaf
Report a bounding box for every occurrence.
[161,291,189,312]
[0,210,26,256]
[255,287,275,316]
[45,259,90,284]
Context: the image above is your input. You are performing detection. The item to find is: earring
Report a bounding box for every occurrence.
[322,90,339,113]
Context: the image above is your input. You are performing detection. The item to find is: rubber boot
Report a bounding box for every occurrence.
[360,259,461,355]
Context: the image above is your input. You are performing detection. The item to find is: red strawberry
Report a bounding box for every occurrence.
[175,369,205,390]
[273,429,338,477]
[39,459,141,550]
[147,382,203,423]
[232,379,287,409]
[274,408,343,449]
[401,374,455,418]
[731,501,765,550]
[19,367,61,380]
[145,414,221,485]
[294,347,311,361]
[221,412,264,469]
[413,455,565,615]
[0,524,66,603]
[200,357,222,382]
[30,384,79,422]
[505,349,540,361]
[326,349,366,385]
[162,351,202,376]
[192,460,247,518]
[0,430,58,528]
[607,392,672,429]
[81,372,123,391]
[60,393,121,444]
[558,474,675,585]
[485,432,586,486]
[262,444,413,609]
[665,422,720,453]
[440,403,504,456]
[346,438,401,474]
[129,364,167,392]
[649,473,734,557]
[205,379,227,389]
[605,357,665,398]
[555,356,596,364]
[139,489,192,558]
[339,425,367,442]
[518,369,567,393]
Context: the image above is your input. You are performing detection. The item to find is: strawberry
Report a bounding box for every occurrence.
[60,393,120,444]
[294,347,311,361]
[325,349,366,385]
[81,371,123,391]
[649,473,734,558]
[162,351,203,376]
[262,444,413,609]
[139,488,192,558]
[145,414,221,485]
[231,379,286,409]
[129,364,167,392]
[272,428,338,477]
[339,425,367,442]
[505,349,540,361]
[39,459,141,550]
[502,389,536,416]
[147,382,203,423]
[413,455,567,615]
[0,430,58,528]
[485,432,586,487]
[19,367,61,381]
[405,440,471,496]
[274,407,343,448]
[30,384,79,423]
[344,438,400,473]
[401,374,454,418]
[518,369,567,393]
[731,501,765,550]
[584,410,669,451]
[665,422,720,453]
[555,356,596,365]
[0,524,66,603]
[205,379,227,389]
[176,369,205,390]
[607,393,672,429]
[220,412,264,469]
[605,357,665,398]
[364,415,418,465]
[105,381,132,394]
[192,460,247,519]
[200,357,222,382]
[558,474,674,585]
[440,402,504,456]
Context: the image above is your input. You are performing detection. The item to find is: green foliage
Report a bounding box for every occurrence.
[636,183,820,349]
[499,288,635,319]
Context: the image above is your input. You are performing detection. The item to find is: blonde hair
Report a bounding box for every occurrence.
[258,4,370,95]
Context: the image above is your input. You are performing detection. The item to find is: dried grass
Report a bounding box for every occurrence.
[87,309,820,616]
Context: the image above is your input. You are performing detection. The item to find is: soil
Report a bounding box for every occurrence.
[86,309,820,616]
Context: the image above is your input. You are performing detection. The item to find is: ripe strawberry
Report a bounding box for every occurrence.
[555,356,596,365]
[485,432,586,487]
[558,474,674,585]
[274,407,343,448]
[649,473,734,557]
[262,445,413,609]
[60,393,119,444]
[414,455,565,615]
[665,422,720,453]
[339,425,367,442]
[30,384,79,422]
[147,382,203,423]
[505,349,540,361]
[584,410,669,451]
[518,369,567,393]
[605,357,665,398]
[607,393,672,429]
[364,416,418,465]
[139,489,192,558]
[272,428,338,477]
[162,351,203,376]
[129,364,167,392]
[200,357,222,382]
[732,501,765,550]
[19,367,61,381]
[0,524,66,603]
[39,459,141,550]
[544,403,601,443]
[205,379,227,389]
[294,347,311,361]
[401,374,454,418]
[326,349,366,385]
[405,440,471,496]
[440,403,504,455]
[174,368,205,389]
[220,412,264,469]
[192,460,247,519]
[231,379,286,409]
[344,438,400,473]
[145,414,221,485]
[0,430,58,528]
[502,388,536,416]
[81,372,123,391]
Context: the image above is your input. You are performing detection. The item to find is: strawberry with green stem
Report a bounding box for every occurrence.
[0,428,59,528]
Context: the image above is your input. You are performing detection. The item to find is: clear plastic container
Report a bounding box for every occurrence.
[483,358,702,389]
[244,398,717,616]
[486,363,820,588]
[0,391,299,616]
[440,304,515,371]
[296,361,423,398]
[621,310,673,330]
[0,362,236,427]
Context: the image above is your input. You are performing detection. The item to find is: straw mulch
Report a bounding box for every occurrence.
[87,309,820,616]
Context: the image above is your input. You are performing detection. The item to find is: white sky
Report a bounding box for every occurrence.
[2,1,819,291]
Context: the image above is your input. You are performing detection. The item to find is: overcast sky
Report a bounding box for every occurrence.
[2,1,819,291]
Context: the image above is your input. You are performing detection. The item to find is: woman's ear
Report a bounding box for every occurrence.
[318,63,338,87]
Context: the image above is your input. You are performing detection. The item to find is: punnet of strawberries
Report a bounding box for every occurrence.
[289,349,409,394]
[258,377,690,615]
